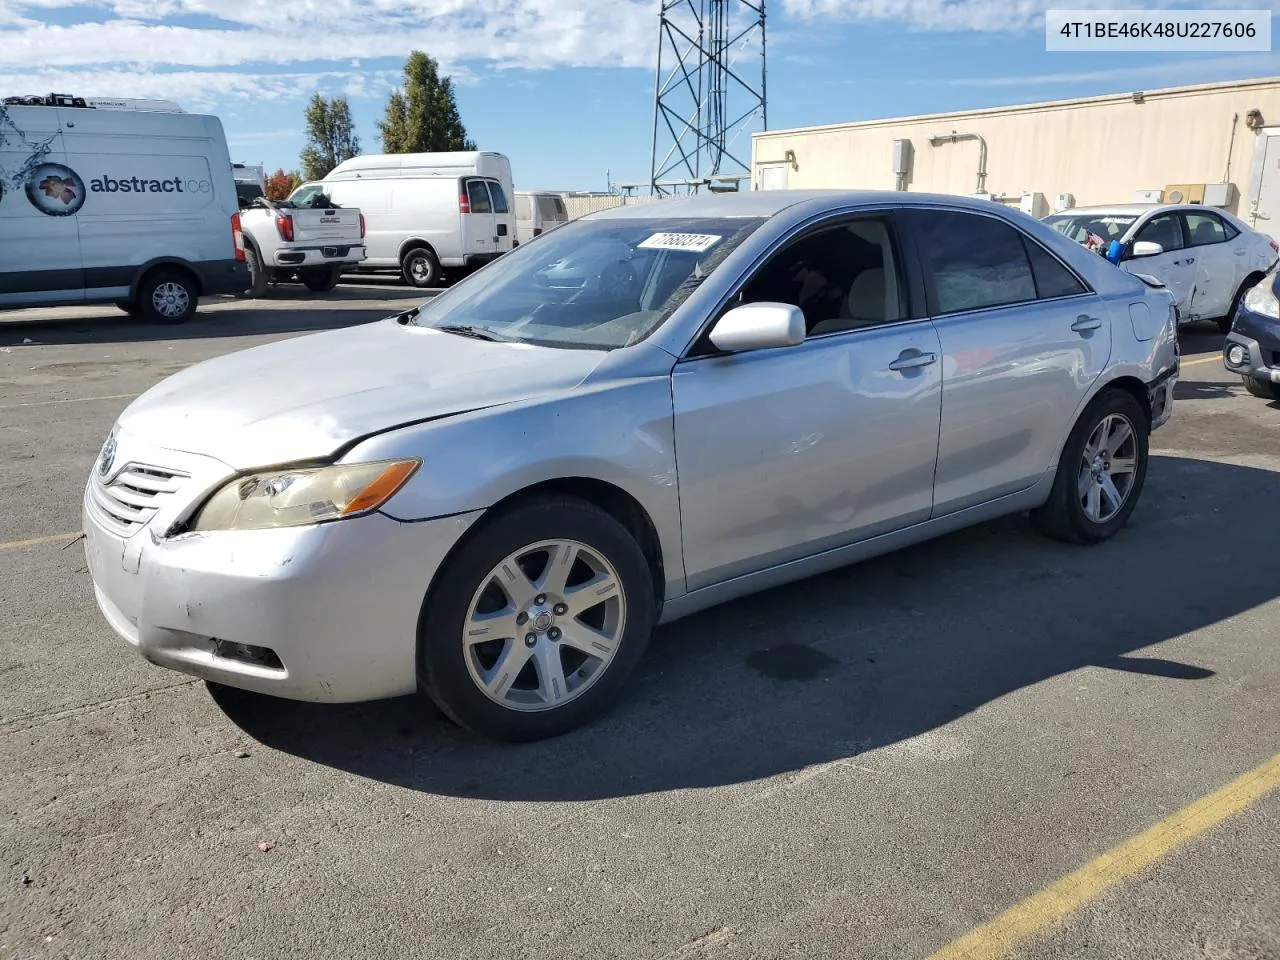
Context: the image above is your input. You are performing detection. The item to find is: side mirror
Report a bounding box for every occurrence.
[1129,240,1164,259]
[708,302,806,352]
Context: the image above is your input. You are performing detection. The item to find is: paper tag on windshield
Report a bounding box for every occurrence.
[638,232,722,253]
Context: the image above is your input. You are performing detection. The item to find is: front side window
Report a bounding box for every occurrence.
[737,217,905,336]
[1133,213,1185,252]
[909,210,1038,314]
[408,216,766,350]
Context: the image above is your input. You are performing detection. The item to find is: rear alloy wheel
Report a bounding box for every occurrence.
[401,247,440,288]
[418,496,654,742]
[136,270,198,324]
[1242,374,1280,401]
[299,265,341,292]
[1032,388,1149,544]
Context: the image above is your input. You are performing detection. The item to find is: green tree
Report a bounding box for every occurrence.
[376,51,476,153]
[299,94,361,181]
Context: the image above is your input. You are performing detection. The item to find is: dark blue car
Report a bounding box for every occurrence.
[1224,270,1280,403]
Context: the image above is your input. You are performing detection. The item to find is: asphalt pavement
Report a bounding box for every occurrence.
[1,288,1277,960]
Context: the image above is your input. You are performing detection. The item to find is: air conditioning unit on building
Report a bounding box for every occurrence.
[1133,189,1163,204]
[1164,183,1206,204]
[1019,192,1049,219]
[1203,182,1236,208]
[1054,193,1075,212]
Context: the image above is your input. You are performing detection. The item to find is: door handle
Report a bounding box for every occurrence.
[1071,314,1103,332]
[888,351,937,371]
[1174,257,1195,265]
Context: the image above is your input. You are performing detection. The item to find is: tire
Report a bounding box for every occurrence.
[418,495,656,742]
[299,266,341,292]
[1242,374,1280,401]
[1031,387,1150,545]
[234,246,270,299]
[400,247,440,288]
[136,268,198,325]
[114,301,140,316]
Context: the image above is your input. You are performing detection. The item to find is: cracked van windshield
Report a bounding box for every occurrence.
[411,217,766,349]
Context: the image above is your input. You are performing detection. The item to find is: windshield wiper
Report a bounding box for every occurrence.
[434,323,509,342]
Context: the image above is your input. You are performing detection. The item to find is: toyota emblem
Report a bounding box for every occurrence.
[98,435,117,477]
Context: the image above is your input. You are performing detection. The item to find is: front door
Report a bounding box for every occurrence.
[462,177,498,259]
[0,106,84,305]
[1123,211,1194,316]
[901,207,1113,516]
[671,213,943,591]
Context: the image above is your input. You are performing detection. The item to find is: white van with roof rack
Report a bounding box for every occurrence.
[291,150,516,288]
[0,93,250,323]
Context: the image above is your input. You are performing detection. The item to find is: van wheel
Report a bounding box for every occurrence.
[235,247,270,299]
[401,247,440,288]
[137,269,198,324]
[299,266,341,292]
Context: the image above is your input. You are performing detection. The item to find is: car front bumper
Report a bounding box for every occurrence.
[1223,326,1280,385]
[83,474,483,703]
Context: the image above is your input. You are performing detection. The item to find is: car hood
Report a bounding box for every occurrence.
[116,318,607,469]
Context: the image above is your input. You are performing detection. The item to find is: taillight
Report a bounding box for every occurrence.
[1270,238,1278,253]
[458,191,470,214]
[359,212,366,239]
[231,212,245,262]
[275,213,294,242]
[533,227,542,236]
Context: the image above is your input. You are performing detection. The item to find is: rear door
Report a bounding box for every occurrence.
[902,206,1112,516]
[1183,210,1244,319]
[485,178,514,252]
[0,107,85,305]
[461,177,497,258]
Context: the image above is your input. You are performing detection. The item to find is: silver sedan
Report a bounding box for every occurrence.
[82,190,1180,741]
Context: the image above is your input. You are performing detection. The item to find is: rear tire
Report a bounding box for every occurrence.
[136,268,198,325]
[418,495,655,742]
[1217,274,1263,333]
[299,265,341,292]
[1242,375,1280,401]
[235,246,270,299]
[1031,387,1149,545]
[401,247,440,288]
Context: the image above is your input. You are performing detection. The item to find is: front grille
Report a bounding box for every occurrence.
[90,463,189,535]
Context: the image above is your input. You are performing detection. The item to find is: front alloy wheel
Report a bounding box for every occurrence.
[463,539,626,712]
[418,495,655,742]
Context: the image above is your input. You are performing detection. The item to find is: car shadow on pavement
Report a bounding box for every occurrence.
[1174,379,1239,401]
[211,454,1276,802]
[0,287,435,347]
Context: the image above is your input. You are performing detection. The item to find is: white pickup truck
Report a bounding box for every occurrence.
[233,180,367,297]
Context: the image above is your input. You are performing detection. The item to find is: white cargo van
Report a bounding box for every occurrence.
[514,190,569,244]
[0,93,250,322]
[291,151,516,288]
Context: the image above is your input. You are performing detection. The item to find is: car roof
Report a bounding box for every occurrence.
[1046,205,1158,217]
[582,189,1047,221]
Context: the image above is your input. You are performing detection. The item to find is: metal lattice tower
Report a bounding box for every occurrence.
[647,0,767,196]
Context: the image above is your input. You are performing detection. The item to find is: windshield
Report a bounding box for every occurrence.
[1043,213,1138,244]
[410,215,767,349]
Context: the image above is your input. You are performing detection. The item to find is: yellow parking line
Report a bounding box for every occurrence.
[927,752,1280,960]
[0,532,82,551]
[1180,355,1220,368]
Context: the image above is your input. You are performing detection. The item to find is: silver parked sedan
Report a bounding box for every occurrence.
[83,190,1180,741]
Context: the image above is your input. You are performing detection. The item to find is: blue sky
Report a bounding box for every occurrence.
[2,0,1279,191]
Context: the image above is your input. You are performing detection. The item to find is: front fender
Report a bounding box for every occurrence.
[341,376,686,600]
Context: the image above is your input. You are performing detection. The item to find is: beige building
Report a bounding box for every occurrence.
[750,76,1280,237]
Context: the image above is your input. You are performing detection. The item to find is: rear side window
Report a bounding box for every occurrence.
[909,210,1037,314]
[537,195,566,221]
[465,180,492,213]
[1184,212,1234,246]
[487,180,510,214]
[1023,239,1087,299]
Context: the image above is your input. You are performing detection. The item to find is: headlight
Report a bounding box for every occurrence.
[192,458,420,532]
[1243,281,1280,319]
